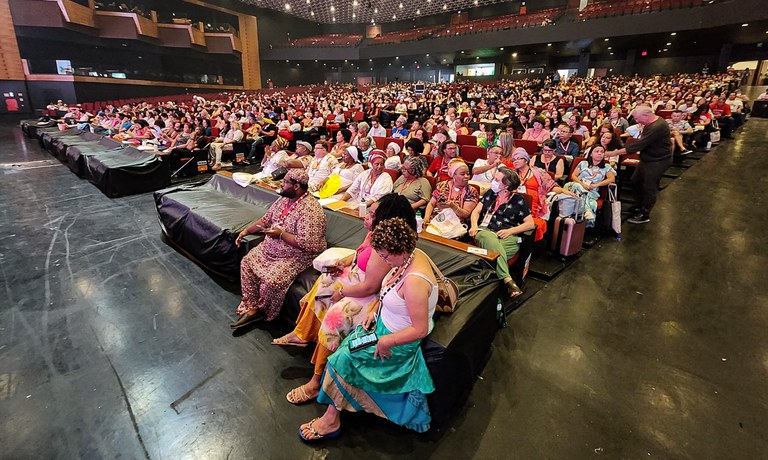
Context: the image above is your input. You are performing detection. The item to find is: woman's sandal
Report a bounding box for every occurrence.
[298,418,342,443]
[272,333,309,348]
[286,384,317,405]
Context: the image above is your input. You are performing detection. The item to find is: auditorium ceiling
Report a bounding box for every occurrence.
[237,0,509,23]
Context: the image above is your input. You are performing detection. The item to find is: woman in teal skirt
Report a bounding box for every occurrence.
[299,217,439,441]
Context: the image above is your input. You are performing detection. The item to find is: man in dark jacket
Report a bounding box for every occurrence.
[609,105,672,224]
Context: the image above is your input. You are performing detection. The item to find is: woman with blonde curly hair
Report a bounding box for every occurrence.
[298,217,439,441]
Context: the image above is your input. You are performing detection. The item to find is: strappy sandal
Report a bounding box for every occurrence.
[286,384,317,405]
[298,418,342,443]
[506,279,523,299]
[272,334,309,347]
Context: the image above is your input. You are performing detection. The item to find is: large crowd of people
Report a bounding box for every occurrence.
[48,71,748,440]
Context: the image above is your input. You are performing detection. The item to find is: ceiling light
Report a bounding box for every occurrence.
[416,9,421,14]
[310,11,314,16]
[389,63,392,66]
[401,65,404,68]
[315,59,318,62]
[500,47,504,50]
[344,59,348,62]
[547,43,552,46]
[284,3,290,10]
[610,52,614,55]
[330,5,335,12]
[608,46,612,49]
[286,60,289,62]
[474,0,478,4]
[396,56,399,59]
[443,4,447,9]
[369,58,373,61]
[670,32,677,35]
[476,56,479,59]
[604,38,609,41]
[663,48,668,51]
[352,13,356,18]
[374,7,378,12]
[399,2,403,8]
[741,23,748,27]
[461,50,464,53]
[332,17,336,21]
[512,52,518,57]
[353,0,358,5]
[392,14,396,19]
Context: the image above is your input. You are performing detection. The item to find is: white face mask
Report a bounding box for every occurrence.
[490,180,502,194]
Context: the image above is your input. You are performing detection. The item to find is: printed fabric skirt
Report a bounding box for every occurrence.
[317,320,435,433]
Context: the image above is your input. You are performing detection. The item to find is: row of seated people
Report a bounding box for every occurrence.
[222,133,614,439]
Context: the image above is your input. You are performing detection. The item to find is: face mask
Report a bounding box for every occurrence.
[490,180,502,194]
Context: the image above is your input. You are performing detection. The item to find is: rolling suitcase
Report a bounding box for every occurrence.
[551,193,587,257]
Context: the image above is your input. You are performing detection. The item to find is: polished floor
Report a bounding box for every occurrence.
[1,118,767,459]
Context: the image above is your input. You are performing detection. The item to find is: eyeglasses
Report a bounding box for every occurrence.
[542,148,555,152]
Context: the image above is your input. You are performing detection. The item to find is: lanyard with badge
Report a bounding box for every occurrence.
[348,253,414,353]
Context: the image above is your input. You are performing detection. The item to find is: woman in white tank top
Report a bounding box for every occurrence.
[300,217,440,441]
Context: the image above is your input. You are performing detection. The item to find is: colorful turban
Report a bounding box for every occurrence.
[368,149,386,164]
[447,158,468,178]
[285,168,309,186]
[272,136,289,149]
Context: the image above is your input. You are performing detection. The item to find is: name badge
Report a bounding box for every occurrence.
[517,185,527,194]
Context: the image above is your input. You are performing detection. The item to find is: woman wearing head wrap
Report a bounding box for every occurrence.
[261,136,291,176]
[510,148,576,241]
[384,142,402,170]
[341,150,393,205]
[393,156,433,210]
[326,146,365,196]
[423,158,479,231]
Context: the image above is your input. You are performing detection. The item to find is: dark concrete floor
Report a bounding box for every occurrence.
[1,119,767,459]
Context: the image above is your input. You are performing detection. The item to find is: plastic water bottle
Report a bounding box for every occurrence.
[359,198,367,217]
[415,212,423,233]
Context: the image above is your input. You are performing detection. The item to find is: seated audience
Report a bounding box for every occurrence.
[469,167,535,298]
[341,151,393,205]
[393,157,433,210]
[427,140,461,182]
[384,142,402,170]
[510,148,575,240]
[273,194,415,404]
[667,110,694,155]
[307,141,338,192]
[564,145,616,227]
[553,123,581,158]
[231,169,327,328]
[531,139,566,181]
[522,117,552,145]
[300,217,438,440]
[471,145,502,184]
[423,159,479,229]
